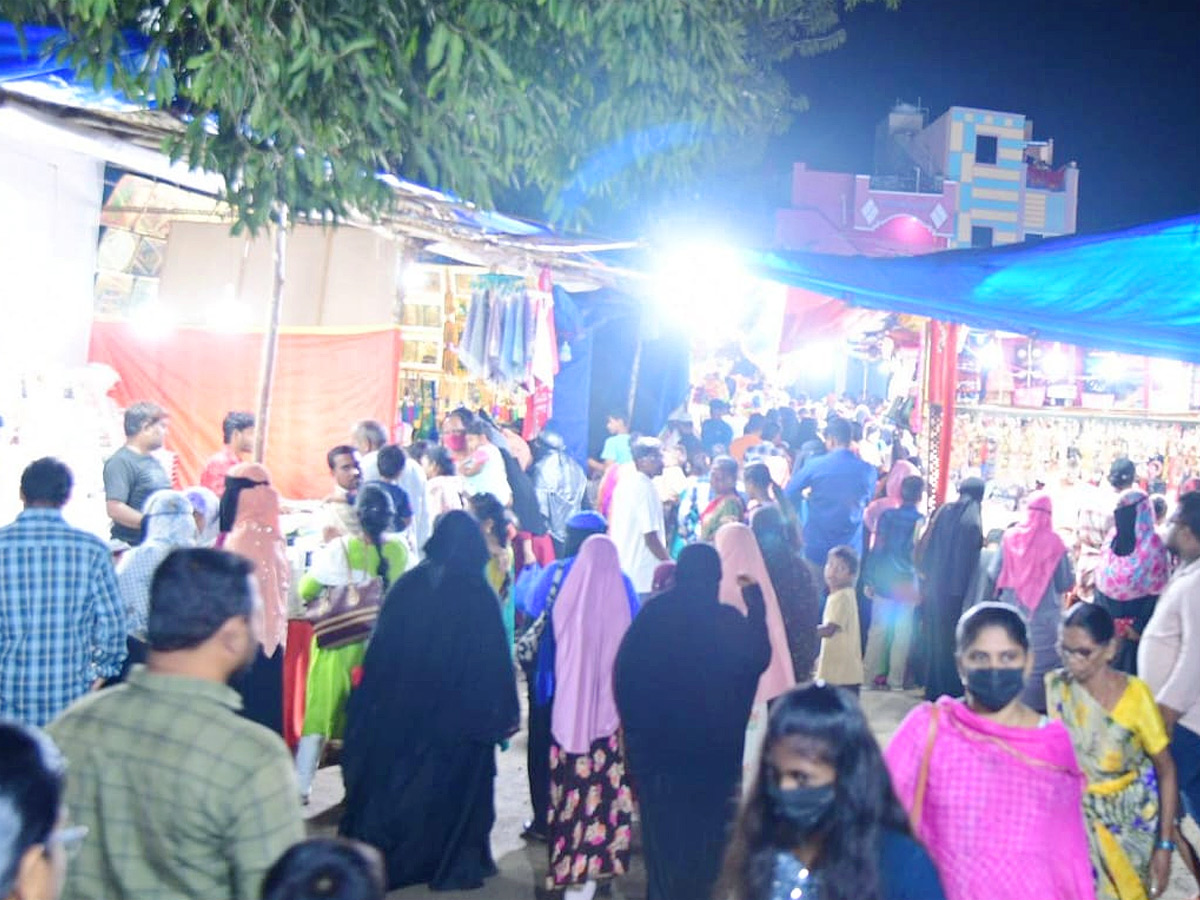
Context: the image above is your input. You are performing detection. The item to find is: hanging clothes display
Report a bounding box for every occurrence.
[456,272,559,395]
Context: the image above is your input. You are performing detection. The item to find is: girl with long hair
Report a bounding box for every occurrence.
[744,463,788,518]
[719,684,944,900]
[295,484,407,803]
[750,505,821,683]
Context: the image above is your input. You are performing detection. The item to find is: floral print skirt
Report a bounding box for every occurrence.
[546,732,634,889]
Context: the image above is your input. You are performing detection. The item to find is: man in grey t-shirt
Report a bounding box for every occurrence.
[103,402,171,546]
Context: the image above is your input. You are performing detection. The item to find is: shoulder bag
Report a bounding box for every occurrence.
[515,563,566,667]
[306,542,385,650]
[910,703,940,832]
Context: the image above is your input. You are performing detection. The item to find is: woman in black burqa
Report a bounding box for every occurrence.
[917,477,985,701]
[339,511,519,892]
[614,543,771,900]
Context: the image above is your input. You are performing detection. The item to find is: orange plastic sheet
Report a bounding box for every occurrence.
[88,321,402,499]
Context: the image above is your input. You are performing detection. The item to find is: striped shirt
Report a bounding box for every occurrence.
[0,507,126,726]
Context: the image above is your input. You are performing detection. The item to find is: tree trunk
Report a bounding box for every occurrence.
[253,208,288,462]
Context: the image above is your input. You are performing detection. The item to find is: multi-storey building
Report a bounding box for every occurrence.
[777,102,1080,254]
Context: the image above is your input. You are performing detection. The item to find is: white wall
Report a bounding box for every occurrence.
[0,118,104,372]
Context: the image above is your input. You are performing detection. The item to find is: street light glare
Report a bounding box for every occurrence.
[652,240,750,326]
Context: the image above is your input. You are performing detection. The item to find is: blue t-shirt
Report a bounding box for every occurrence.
[785,448,877,565]
[601,434,633,465]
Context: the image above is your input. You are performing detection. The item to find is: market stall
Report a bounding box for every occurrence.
[754,214,1200,507]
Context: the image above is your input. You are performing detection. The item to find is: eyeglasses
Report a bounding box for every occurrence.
[46,825,88,860]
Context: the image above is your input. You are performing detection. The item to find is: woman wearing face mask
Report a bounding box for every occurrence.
[0,722,82,900]
[1047,603,1178,900]
[719,683,945,900]
[884,603,1096,900]
[982,490,1074,712]
[440,408,472,464]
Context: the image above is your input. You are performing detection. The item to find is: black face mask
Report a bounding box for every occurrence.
[766,781,836,835]
[966,667,1025,711]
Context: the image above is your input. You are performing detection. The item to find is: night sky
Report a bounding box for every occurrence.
[777,0,1200,234]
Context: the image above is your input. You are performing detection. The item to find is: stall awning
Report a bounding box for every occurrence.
[755,215,1200,363]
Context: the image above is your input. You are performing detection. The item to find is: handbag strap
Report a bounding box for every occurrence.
[911,703,940,832]
[544,562,567,612]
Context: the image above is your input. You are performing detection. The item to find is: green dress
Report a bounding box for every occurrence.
[299,537,407,739]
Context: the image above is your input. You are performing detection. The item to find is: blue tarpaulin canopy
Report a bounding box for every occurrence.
[755,215,1200,363]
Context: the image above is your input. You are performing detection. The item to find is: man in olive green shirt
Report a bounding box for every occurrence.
[49,548,304,900]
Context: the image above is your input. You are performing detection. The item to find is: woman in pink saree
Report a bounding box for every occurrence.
[884,603,1096,900]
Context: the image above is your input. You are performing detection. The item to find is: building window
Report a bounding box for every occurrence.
[972,226,994,248]
[1025,232,1044,242]
[975,134,998,165]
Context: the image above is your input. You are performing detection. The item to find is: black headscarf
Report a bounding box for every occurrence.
[423,510,489,573]
[751,506,821,682]
[218,475,268,533]
[1111,499,1139,557]
[615,540,768,763]
[343,510,518,762]
[958,477,986,504]
[673,542,722,603]
[917,477,985,601]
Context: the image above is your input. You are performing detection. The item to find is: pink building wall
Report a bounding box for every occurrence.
[776,163,953,257]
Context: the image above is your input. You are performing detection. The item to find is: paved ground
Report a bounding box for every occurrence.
[304,687,1200,899]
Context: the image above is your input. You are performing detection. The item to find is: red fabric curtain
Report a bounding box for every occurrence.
[778,288,884,354]
[88,321,401,499]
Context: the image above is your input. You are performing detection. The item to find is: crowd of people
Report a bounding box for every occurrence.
[5,393,1200,900]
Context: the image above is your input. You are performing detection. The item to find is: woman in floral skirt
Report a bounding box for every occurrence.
[547,535,637,900]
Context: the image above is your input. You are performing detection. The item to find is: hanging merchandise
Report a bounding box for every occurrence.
[455,271,559,397]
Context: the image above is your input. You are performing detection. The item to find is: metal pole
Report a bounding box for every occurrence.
[627,336,643,427]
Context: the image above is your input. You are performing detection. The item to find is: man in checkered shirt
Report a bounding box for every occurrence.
[49,547,304,900]
[0,457,126,726]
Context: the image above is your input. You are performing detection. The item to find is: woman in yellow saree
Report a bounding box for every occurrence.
[1046,603,1179,900]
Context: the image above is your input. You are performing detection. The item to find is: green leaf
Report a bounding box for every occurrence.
[445,32,464,80]
[426,22,449,71]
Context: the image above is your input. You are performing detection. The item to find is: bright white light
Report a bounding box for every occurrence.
[972,340,1004,371]
[805,342,841,374]
[652,240,750,328]
[1095,353,1129,383]
[1041,344,1071,381]
[402,262,430,295]
[130,302,176,342]
[205,285,254,332]
[777,342,842,381]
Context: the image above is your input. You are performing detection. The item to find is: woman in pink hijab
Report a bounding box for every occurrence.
[983,490,1073,712]
[222,462,291,734]
[715,522,797,791]
[548,535,635,900]
[863,458,920,538]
